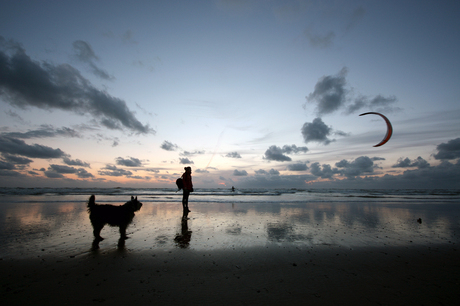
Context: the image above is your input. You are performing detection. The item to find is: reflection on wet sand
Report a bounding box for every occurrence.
[174,210,192,248]
[0,201,459,259]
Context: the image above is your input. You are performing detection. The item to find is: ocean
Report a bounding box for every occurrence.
[1,187,460,204]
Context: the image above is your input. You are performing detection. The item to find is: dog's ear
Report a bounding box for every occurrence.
[135,196,137,201]
[131,196,134,200]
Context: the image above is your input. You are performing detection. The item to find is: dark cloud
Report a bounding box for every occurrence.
[160,141,178,151]
[76,168,94,178]
[306,68,400,116]
[180,150,205,156]
[335,156,376,178]
[255,169,280,176]
[397,160,460,186]
[287,163,308,171]
[345,94,399,115]
[43,170,65,179]
[72,40,114,80]
[98,165,133,177]
[304,27,336,48]
[63,157,90,168]
[306,68,347,116]
[195,168,209,173]
[282,145,308,154]
[433,138,460,160]
[179,158,194,165]
[263,145,292,162]
[263,144,309,162]
[48,164,95,178]
[47,164,71,173]
[393,157,430,169]
[116,156,143,167]
[0,135,65,158]
[301,117,333,145]
[233,169,248,176]
[2,125,80,139]
[310,162,339,179]
[0,37,152,134]
[1,153,33,165]
[225,152,242,158]
[0,160,15,170]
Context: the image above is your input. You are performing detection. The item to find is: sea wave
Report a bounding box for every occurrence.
[1,187,459,204]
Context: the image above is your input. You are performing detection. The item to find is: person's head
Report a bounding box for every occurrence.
[184,166,192,173]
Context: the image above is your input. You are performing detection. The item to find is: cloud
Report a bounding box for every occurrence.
[3,125,81,139]
[160,141,178,151]
[63,157,90,167]
[47,164,95,178]
[233,169,248,176]
[335,156,376,178]
[301,117,333,145]
[306,68,400,115]
[310,162,339,179]
[48,164,79,174]
[345,94,399,115]
[76,168,94,178]
[1,153,33,165]
[263,144,309,162]
[225,152,242,158]
[282,145,308,154]
[98,165,133,177]
[179,158,194,165]
[72,40,114,80]
[0,160,15,170]
[433,137,460,160]
[306,67,348,116]
[116,156,143,167]
[0,135,65,158]
[180,150,205,156]
[287,163,308,171]
[0,37,153,134]
[393,157,430,169]
[304,27,336,48]
[263,145,292,162]
[255,168,280,176]
[45,165,93,179]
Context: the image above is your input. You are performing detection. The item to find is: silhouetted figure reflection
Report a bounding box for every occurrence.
[174,210,192,248]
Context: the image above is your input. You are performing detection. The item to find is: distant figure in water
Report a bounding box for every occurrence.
[181,166,193,212]
[231,186,235,192]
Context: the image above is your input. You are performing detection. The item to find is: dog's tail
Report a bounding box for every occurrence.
[87,195,96,211]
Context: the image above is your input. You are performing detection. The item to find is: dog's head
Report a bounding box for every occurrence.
[125,196,143,212]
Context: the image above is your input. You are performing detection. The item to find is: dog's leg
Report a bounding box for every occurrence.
[119,225,128,240]
[92,223,105,241]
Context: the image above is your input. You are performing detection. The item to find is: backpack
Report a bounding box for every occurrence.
[176,177,184,190]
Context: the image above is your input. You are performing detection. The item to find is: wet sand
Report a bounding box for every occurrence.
[1,200,460,305]
[2,244,459,305]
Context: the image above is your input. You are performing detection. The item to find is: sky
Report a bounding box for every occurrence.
[1,0,460,189]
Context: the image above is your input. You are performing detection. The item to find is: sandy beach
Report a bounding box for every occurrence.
[1,198,460,305]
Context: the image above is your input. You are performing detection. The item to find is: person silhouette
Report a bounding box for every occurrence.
[181,166,193,212]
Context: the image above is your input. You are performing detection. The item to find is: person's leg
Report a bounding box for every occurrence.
[182,190,190,211]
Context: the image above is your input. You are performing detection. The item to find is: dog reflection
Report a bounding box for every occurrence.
[87,195,142,242]
[174,210,192,248]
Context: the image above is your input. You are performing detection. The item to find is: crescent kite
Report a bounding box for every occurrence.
[359,112,393,147]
